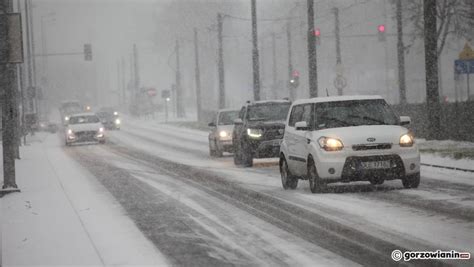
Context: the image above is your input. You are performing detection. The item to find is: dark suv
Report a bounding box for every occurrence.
[233,100,291,167]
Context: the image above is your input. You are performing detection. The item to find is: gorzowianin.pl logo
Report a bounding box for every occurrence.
[391,249,471,261]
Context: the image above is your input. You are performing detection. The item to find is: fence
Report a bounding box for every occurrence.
[392,101,474,142]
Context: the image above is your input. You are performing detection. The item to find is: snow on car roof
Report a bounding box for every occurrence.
[292,95,384,106]
[69,112,97,117]
[251,99,291,105]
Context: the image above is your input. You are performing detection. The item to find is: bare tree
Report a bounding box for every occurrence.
[403,0,474,56]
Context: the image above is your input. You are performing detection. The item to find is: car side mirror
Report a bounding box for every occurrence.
[400,116,411,126]
[208,122,216,127]
[295,121,309,131]
[234,118,243,125]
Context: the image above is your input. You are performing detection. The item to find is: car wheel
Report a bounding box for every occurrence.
[233,142,243,165]
[308,159,325,193]
[99,140,106,144]
[241,142,253,167]
[402,172,420,189]
[209,141,217,157]
[215,141,223,157]
[280,156,298,190]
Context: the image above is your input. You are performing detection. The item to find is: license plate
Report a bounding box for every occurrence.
[361,160,391,169]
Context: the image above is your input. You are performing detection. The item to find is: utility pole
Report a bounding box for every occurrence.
[333,7,343,96]
[1,0,20,193]
[287,22,295,101]
[193,28,202,122]
[251,0,261,101]
[271,32,277,99]
[217,13,225,109]
[133,44,139,96]
[423,0,441,139]
[175,40,185,118]
[121,57,126,109]
[307,0,318,97]
[396,0,407,105]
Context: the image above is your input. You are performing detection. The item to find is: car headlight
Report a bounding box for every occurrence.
[99,127,104,133]
[399,133,414,147]
[247,128,263,138]
[318,137,344,151]
[65,116,70,121]
[67,129,73,135]
[115,118,121,125]
[219,131,228,138]
[113,111,118,116]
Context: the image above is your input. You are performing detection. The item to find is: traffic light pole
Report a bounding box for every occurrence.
[287,22,295,101]
[271,32,277,99]
[307,0,318,98]
[333,7,343,96]
[396,0,407,105]
[251,0,261,101]
[217,13,225,109]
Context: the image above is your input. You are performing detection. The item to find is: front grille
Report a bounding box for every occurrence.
[75,131,97,139]
[352,143,392,151]
[341,154,405,181]
[263,128,284,140]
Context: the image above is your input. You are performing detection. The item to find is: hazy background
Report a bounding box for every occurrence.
[16,0,469,117]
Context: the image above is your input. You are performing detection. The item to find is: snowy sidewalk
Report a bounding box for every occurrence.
[1,133,168,266]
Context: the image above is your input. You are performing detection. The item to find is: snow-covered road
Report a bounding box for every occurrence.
[64,118,474,266]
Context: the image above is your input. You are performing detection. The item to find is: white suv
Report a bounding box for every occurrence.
[279,95,420,193]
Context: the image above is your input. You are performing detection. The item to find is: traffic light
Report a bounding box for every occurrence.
[314,28,321,45]
[289,70,300,89]
[84,43,92,61]
[377,24,386,42]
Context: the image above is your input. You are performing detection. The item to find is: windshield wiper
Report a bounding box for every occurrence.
[321,117,354,126]
[348,115,388,125]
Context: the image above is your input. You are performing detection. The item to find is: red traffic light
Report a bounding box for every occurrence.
[378,24,385,33]
[313,28,321,37]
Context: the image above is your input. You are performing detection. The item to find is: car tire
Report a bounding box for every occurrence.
[233,141,243,165]
[241,142,253,167]
[280,156,298,190]
[99,140,106,144]
[308,159,326,193]
[402,172,420,189]
[209,141,217,157]
[215,142,223,157]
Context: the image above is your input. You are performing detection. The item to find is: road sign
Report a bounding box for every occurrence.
[459,43,474,60]
[454,59,474,74]
[333,75,347,90]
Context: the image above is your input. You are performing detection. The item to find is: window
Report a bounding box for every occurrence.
[289,105,304,127]
[218,111,239,125]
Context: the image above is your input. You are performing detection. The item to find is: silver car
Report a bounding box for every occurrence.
[208,109,239,157]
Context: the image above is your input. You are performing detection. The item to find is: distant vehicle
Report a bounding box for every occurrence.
[96,108,121,130]
[65,113,105,146]
[38,121,58,133]
[208,109,239,157]
[233,100,291,167]
[279,95,420,193]
[59,100,83,125]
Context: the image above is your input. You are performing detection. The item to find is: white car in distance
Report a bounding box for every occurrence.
[65,113,106,146]
[208,109,240,157]
[279,95,420,193]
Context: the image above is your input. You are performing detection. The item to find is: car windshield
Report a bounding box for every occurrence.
[69,115,100,124]
[97,112,113,119]
[247,103,291,121]
[218,111,239,125]
[314,99,399,129]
